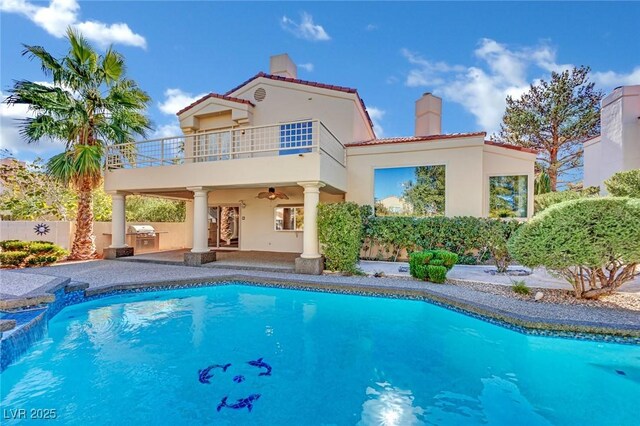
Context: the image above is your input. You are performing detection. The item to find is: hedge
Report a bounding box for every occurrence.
[534,187,599,213]
[508,197,640,299]
[0,240,67,268]
[317,202,363,273]
[362,216,488,264]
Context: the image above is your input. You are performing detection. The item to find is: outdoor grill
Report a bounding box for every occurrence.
[127,224,160,253]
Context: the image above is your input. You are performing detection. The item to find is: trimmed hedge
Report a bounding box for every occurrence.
[509,197,640,299]
[363,216,488,263]
[318,202,363,273]
[409,249,458,283]
[0,240,67,268]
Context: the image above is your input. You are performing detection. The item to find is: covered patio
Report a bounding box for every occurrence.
[120,249,298,273]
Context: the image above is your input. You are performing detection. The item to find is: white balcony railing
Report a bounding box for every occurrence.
[106,120,345,169]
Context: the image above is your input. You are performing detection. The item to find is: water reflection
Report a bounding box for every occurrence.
[359,381,425,426]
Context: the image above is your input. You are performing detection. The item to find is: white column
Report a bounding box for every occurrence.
[185,200,194,249]
[188,187,210,253]
[298,181,325,258]
[109,192,127,248]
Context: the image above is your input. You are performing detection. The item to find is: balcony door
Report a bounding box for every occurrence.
[208,205,240,249]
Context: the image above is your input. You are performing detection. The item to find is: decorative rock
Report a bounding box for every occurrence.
[0,319,17,332]
[535,291,544,301]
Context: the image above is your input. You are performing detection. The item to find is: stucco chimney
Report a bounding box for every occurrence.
[270,53,297,79]
[415,93,442,136]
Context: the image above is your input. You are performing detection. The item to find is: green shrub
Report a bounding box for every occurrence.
[363,216,487,263]
[605,169,640,197]
[0,240,20,250]
[2,241,29,251]
[0,251,29,266]
[426,265,448,283]
[509,197,640,299]
[27,242,56,254]
[512,280,531,295]
[409,251,432,278]
[481,219,522,273]
[0,240,67,268]
[27,255,58,266]
[434,250,458,269]
[409,249,457,283]
[318,202,363,273]
[534,188,598,213]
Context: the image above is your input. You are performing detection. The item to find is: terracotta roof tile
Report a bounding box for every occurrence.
[484,140,538,154]
[346,132,487,147]
[176,93,254,116]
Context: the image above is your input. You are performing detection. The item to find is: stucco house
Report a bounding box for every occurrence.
[583,85,640,192]
[103,54,536,273]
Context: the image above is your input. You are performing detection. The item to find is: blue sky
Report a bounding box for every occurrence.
[2,1,639,182]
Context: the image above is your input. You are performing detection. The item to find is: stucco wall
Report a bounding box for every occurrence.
[346,136,486,217]
[0,221,73,249]
[346,136,535,218]
[94,222,188,254]
[206,186,343,253]
[0,221,187,253]
[229,79,374,144]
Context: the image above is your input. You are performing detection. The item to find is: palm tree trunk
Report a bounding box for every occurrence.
[70,176,96,260]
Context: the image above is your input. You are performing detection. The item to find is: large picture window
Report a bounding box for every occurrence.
[374,165,446,216]
[489,175,528,218]
[275,206,304,231]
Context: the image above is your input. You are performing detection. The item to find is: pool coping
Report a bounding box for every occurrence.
[2,271,640,372]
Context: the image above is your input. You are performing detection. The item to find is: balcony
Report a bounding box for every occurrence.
[106,120,345,169]
[104,120,348,193]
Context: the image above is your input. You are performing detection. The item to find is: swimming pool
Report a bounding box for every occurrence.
[1,284,638,425]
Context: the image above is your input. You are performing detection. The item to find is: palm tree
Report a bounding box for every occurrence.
[6,29,151,260]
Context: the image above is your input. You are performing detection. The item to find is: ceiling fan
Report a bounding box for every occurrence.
[257,187,289,200]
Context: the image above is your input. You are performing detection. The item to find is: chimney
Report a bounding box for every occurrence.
[270,53,297,79]
[415,93,442,136]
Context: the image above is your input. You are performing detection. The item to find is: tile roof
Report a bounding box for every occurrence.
[484,140,538,154]
[176,93,254,116]
[345,132,487,147]
[224,72,375,135]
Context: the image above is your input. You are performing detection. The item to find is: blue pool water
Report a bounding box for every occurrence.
[1,284,638,425]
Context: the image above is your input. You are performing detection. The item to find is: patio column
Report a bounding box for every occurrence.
[183,187,216,266]
[295,181,325,275]
[188,187,210,253]
[185,200,194,249]
[110,192,127,248]
[103,191,133,259]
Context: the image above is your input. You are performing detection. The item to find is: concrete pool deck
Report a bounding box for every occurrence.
[1,260,639,341]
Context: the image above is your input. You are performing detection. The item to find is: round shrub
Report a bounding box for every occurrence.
[605,169,640,197]
[318,202,363,274]
[426,265,448,283]
[28,242,56,254]
[3,241,29,251]
[508,197,640,299]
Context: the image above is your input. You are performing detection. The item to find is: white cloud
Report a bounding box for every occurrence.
[151,123,182,139]
[365,24,378,31]
[281,12,330,41]
[158,88,208,115]
[367,106,386,137]
[0,0,146,49]
[592,67,640,87]
[400,39,632,133]
[298,62,314,72]
[0,90,64,158]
